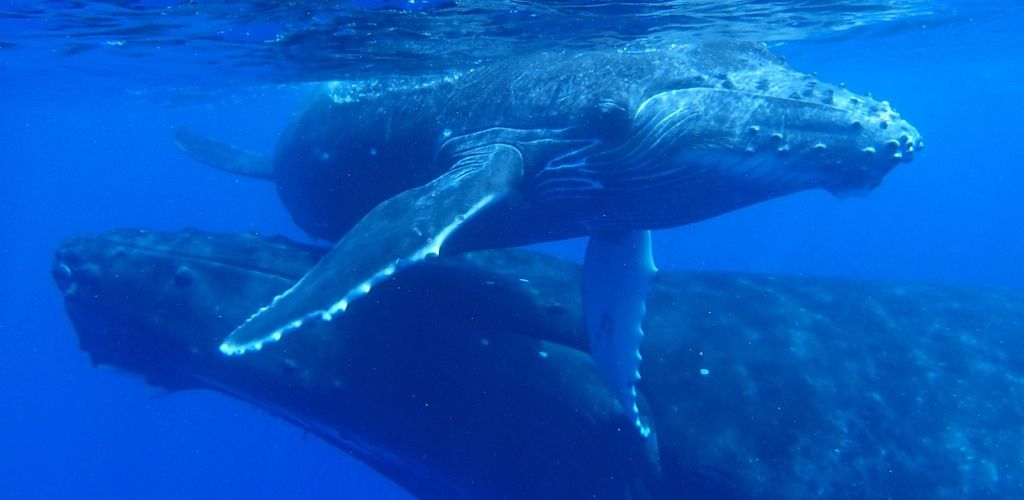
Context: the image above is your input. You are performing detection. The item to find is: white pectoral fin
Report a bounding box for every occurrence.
[220,143,524,355]
[582,230,657,437]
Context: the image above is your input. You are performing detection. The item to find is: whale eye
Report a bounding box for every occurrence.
[591,98,630,136]
[596,99,626,117]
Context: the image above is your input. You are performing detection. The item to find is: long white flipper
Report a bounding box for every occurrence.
[220,144,523,355]
[582,230,657,437]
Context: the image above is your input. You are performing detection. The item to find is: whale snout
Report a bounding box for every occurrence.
[623,86,925,201]
[855,100,923,163]
[821,100,924,196]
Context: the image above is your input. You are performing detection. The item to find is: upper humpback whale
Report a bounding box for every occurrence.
[177,42,923,432]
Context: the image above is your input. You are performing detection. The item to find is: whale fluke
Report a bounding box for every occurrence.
[173,127,273,180]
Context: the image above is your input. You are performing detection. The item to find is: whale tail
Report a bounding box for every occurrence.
[172,127,273,180]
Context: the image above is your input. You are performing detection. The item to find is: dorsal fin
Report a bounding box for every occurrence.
[172,127,273,180]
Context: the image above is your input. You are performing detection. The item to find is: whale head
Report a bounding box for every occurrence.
[632,77,922,198]
[576,45,924,229]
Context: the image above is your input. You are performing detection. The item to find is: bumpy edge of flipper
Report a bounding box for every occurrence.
[172,127,273,180]
[582,230,657,437]
[220,143,524,355]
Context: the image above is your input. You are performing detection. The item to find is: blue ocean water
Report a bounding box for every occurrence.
[1,1,1022,498]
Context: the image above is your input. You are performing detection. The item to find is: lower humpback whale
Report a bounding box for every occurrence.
[175,43,924,431]
[54,229,1024,499]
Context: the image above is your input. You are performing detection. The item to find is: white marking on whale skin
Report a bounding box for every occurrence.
[220,194,499,356]
[537,139,602,172]
[534,175,604,200]
[328,299,349,315]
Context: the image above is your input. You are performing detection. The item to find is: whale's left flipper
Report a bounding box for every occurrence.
[582,230,657,436]
[220,144,524,355]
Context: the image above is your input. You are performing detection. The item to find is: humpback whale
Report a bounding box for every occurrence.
[176,42,923,432]
[54,229,1024,499]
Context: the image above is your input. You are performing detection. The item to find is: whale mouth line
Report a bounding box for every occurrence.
[638,87,889,120]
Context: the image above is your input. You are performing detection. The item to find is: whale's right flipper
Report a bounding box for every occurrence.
[220,143,524,355]
[173,127,273,180]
